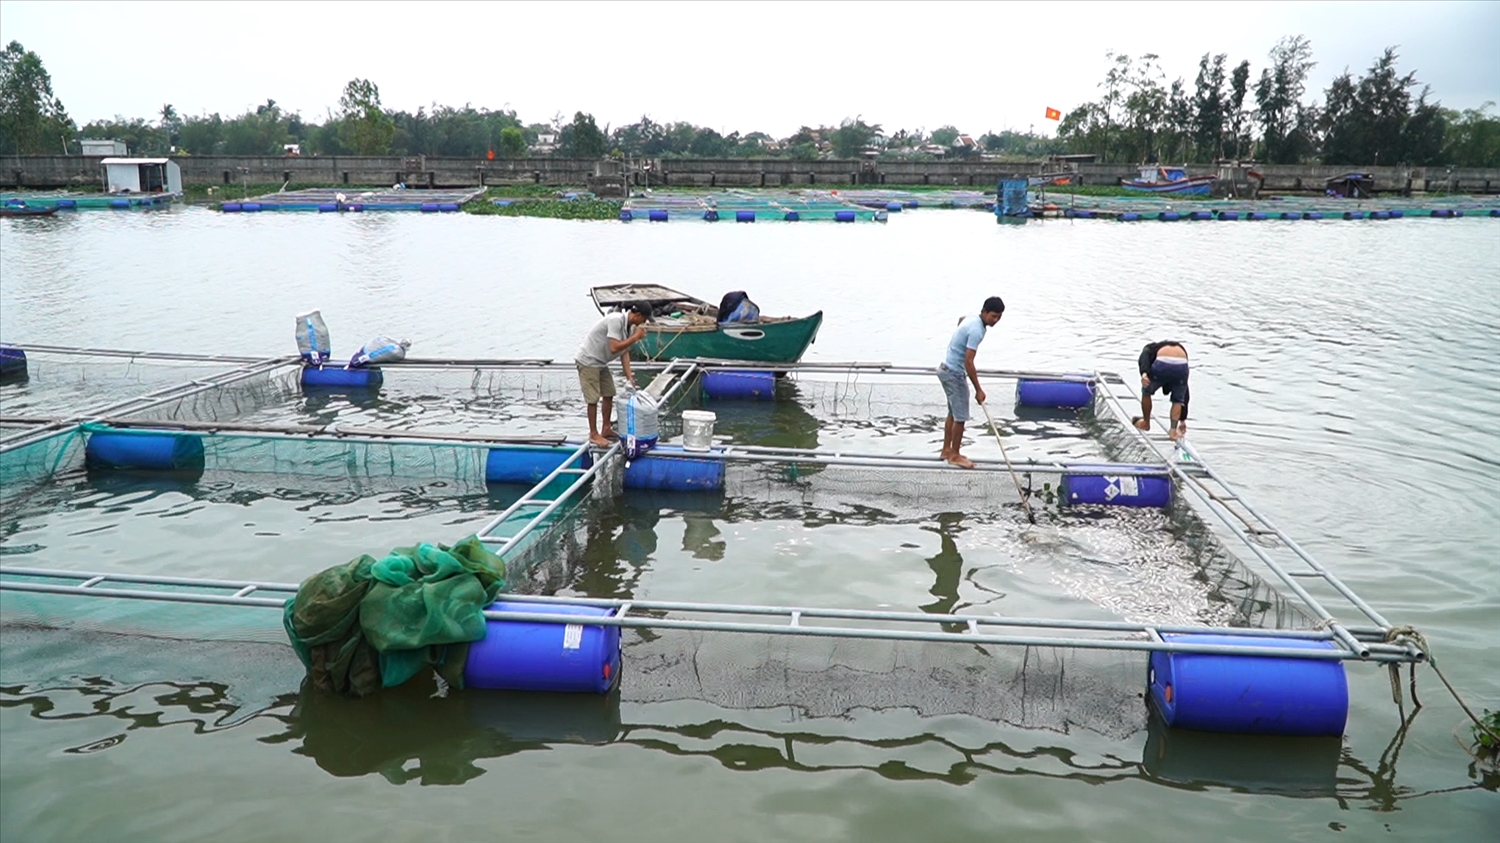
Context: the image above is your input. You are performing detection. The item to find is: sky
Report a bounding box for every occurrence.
[2,0,1496,138]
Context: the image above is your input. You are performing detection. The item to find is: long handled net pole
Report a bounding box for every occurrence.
[981,402,1037,524]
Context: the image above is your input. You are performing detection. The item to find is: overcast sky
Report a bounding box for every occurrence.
[2,0,1496,137]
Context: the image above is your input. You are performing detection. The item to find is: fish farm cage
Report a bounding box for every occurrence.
[0,342,1426,737]
[619,189,994,223]
[998,181,1500,222]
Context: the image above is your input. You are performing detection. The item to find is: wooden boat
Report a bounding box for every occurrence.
[1120,166,1216,195]
[0,204,58,217]
[590,284,822,363]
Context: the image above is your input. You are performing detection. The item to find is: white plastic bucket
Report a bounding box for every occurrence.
[680,410,716,452]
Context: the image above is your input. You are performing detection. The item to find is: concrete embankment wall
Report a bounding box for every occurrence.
[4,155,1498,194]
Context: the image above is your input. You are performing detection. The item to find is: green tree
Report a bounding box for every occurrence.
[1254,35,1316,163]
[559,111,606,158]
[1192,53,1227,160]
[1226,59,1252,159]
[0,40,75,154]
[498,125,526,157]
[1440,103,1500,167]
[929,125,960,147]
[831,117,880,158]
[338,78,394,155]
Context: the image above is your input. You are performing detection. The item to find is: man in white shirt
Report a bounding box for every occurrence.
[576,302,651,446]
[937,296,1005,468]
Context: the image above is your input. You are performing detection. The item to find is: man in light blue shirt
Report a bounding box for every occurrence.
[938,296,1005,468]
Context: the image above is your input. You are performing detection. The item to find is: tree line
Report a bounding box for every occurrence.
[1057,36,1500,167]
[3,38,1496,167]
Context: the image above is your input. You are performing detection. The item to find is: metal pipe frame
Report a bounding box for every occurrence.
[0,355,298,452]
[0,354,1416,665]
[1091,369,1394,655]
[475,441,618,559]
[0,567,1421,663]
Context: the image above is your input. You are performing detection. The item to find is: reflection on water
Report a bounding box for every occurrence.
[2,626,1486,808]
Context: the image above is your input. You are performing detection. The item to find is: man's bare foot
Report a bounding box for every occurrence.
[1132,416,1150,431]
[599,427,620,441]
[589,434,612,447]
[947,454,975,469]
[939,449,955,462]
[1168,427,1183,442]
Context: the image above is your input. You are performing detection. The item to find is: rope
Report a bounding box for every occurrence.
[1386,625,1498,745]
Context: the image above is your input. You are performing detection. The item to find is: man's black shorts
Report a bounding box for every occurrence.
[1144,359,1190,410]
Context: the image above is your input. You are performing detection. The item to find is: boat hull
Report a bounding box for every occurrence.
[1120,176,1216,195]
[637,311,823,363]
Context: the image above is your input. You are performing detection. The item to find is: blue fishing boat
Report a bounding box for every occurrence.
[1121,166,1216,195]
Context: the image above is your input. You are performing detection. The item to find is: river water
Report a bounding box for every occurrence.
[1,207,1496,840]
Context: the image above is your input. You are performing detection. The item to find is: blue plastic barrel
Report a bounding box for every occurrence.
[56,199,76,209]
[1015,379,1094,409]
[242,202,262,212]
[618,209,633,221]
[1149,633,1349,735]
[0,345,26,377]
[1303,212,1323,220]
[347,203,364,212]
[1190,211,1213,221]
[110,199,131,209]
[703,210,720,222]
[835,210,856,222]
[1246,212,1268,220]
[85,431,206,472]
[465,602,621,693]
[1453,209,1465,218]
[623,450,725,491]
[439,203,459,212]
[485,447,576,485]
[905,200,919,208]
[886,201,903,212]
[1119,212,1140,221]
[317,203,338,212]
[221,203,242,212]
[1343,211,1363,220]
[1370,210,1390,220]
[1158,212,1180,221]
[300,366,383,389]
[1490,209,1500,217]
[703,370,775,400]
[648,209,669,222]
[1430,209,1451,218]
[1216,211,1238,221]
[784,211,800,221]
[1060,472,1172,508]
[421,203,440,213]
[1280,212,1300,220]
[735,210,755,223]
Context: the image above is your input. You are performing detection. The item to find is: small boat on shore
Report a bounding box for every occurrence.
[590,284,822,363]
[1121,166,1217,195]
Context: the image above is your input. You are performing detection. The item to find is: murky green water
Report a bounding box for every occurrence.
[2,208,1497,840]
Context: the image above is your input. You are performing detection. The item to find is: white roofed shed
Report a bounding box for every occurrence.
[100,158,182,194]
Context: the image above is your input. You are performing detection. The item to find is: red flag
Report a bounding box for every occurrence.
[1044,107,1061,121]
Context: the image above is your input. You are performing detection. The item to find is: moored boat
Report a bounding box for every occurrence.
[0,203,58,218]
[590,284,822,363]
[1121,166,1216,195]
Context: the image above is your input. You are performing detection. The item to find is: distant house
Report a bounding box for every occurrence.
[81,139,128,156]
[531,133,559,155]
[953,134,978,150]
[101,158,182,194]
[921,144,948,157]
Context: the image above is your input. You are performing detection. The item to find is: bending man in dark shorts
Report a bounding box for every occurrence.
[1134,340,1189,441]
[937,296,1005,468]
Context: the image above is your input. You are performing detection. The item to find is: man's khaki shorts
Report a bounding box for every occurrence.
[577,363,615,405]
